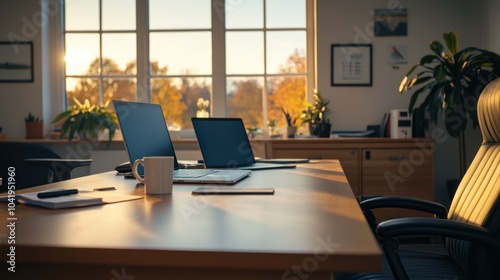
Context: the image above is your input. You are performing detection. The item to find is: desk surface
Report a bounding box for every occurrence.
[0,160,381,279]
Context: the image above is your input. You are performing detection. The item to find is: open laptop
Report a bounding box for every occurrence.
[113,100,250,184]
[192,118,296,170]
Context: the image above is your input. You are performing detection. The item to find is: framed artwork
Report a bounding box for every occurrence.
[388,44,408,65]
[374,8,408,36]
[331,44,372,87]
[0,41,34,82]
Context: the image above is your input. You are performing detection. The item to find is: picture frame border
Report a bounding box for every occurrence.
[331,43,373,87]
[0,41,34,83]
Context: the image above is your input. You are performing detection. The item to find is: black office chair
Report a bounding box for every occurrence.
[0,142,92,192]
[338,78,500,279]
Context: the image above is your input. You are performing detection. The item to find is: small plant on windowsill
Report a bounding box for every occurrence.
[25,113,44,139]
[282,107,299,138]
[52,98,118,145]
[300,90,332,137]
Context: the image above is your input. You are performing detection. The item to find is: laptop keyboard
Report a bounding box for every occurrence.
[174,169,218,178]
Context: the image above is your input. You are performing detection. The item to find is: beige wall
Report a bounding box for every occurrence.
[0,0,46,138]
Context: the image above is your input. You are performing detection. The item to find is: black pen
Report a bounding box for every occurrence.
[37,189,78,199]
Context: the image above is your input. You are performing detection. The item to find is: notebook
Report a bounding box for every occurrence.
[191,118,296,170]
[113,101,251,184]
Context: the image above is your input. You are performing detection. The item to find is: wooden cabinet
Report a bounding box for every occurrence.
[267,138,435,221]
[269,143,359,195]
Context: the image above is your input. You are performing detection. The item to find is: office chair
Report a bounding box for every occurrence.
[338,78,500,280]
[0,142,92,192]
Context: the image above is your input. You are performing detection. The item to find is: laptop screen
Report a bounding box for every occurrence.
[113,100,180,171]
[192,118,256,168]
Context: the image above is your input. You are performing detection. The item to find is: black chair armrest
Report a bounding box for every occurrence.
[25,158,92,181]
[376,218,500,280]
[360,196,448,219]
[377,217,500,248]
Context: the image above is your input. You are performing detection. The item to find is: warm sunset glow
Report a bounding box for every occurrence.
[65,48,94,75]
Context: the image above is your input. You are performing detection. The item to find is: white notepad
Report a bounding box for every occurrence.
[11,189,143,209]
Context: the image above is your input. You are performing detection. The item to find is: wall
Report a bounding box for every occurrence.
[0,0,46,139]
[316,0,485,206]
[474,0,500,52]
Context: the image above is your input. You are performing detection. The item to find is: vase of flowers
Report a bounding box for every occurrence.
[196,98,210,118]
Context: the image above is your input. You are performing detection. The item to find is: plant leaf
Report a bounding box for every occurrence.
[443,31,459,56]
[420,55,438,65]
[433,65,446,82]
[429,41,444,57]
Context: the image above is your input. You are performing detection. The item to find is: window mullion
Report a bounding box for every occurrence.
[262,0,268,131]
[306,0,317,101]
[211,0,226,117]
[99,0,104,104]
[136,0,149,102]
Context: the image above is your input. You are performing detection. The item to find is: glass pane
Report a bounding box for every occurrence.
[103,78,137,102]
[151,77,212,129]
[66,78,100,107]
[102,33,137,74]
[149,0,211,29]
[226,31,264,74]
[266,0,306,28]
[103,0,136,30]
[65,34,100,75]
[225,0,263,29]
[267,76,306,128]
[65,0,99,31]
[227,77,264,129]
[266,31,306,74]
[150,32,212,75]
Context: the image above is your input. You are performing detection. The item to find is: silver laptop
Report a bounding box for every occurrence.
[192,118,296,170]
[113,101,250,184]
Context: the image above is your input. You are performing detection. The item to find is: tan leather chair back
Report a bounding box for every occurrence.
[447,77,500,278]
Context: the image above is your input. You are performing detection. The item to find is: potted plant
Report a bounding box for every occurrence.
[399,31,500,181]
[282,107,299,138]
[52,98,118,145]
[25,113,44,139]
[267,118,278,137]
[301,90,331,137]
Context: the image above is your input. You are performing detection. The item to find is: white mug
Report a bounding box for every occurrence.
[132,156,174,194]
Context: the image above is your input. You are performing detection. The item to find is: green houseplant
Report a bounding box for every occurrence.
[25,113,44,139]
[52,98,118,145]
[301,90,331,137]
[282,107,299,138]
[399,31,500,177]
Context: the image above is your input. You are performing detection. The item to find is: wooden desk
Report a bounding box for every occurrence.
[0,160,381,279]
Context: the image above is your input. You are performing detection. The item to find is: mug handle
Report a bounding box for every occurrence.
[132,159,145,183]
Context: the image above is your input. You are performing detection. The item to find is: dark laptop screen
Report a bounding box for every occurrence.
[192,118,256,168]
[113,100,180,171]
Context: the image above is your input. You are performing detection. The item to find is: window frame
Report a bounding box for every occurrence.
[56,0,316,129]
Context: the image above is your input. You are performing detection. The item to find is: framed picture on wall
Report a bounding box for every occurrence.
[331,44,372,87]
[373,8,408,36]
[0,41,34,83]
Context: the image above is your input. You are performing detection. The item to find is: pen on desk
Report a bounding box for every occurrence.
[37,189,78,199]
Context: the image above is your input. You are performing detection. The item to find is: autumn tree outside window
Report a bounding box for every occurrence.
[64,0,314,132]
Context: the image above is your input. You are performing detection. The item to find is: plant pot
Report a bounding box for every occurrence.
[196,110,209,118]
[286,126,297,138]
[309,123,331,138]
[26,122,44,139]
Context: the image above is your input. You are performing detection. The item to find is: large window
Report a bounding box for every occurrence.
[64,0,314,131]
